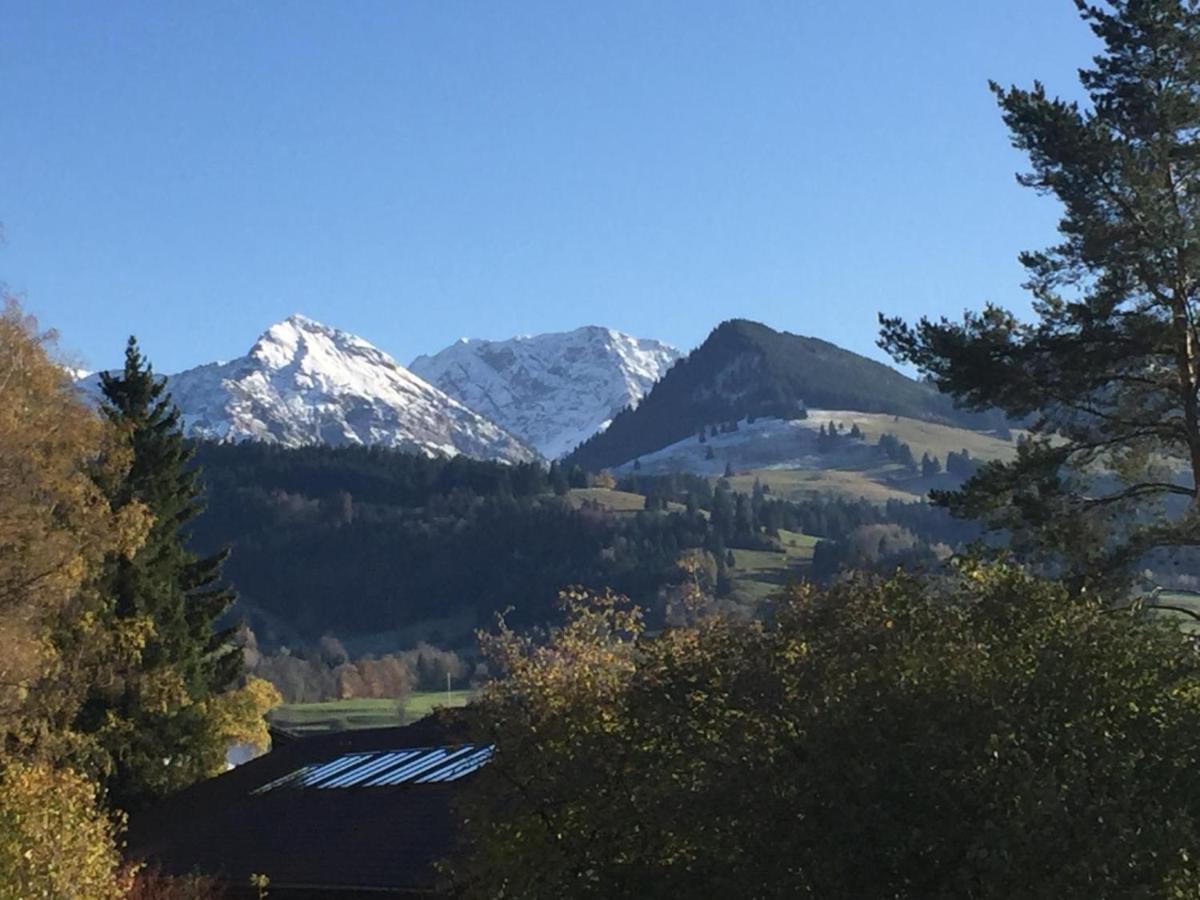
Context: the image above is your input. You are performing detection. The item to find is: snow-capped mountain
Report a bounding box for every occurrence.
[409,326,681,459]
[84,315,538,463]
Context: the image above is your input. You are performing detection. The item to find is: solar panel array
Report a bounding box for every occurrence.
[253,744,493,794]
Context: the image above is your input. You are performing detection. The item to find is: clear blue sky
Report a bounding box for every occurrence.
[1,1,1094,374]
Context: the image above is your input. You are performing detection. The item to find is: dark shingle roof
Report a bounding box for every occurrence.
[127,715,479,895]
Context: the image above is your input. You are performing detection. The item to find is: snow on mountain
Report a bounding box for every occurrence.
[409,326,681,459]
[83,315,538,463]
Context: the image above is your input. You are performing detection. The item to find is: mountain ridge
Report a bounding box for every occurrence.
[82,314,538,463]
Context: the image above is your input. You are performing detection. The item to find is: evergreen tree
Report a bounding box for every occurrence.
[881,0,1200,589]
[921,453,942,478]
[80,338,243,811]
[549,461,569,496]
[946,449,979,479]
[817,423,836,454]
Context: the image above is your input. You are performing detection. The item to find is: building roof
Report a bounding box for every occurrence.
[127,714,484,896]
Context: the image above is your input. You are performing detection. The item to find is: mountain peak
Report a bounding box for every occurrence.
[155,317,538,462]
[566,319,1000,471]
[262,313,332,336]
[410,326,681,458]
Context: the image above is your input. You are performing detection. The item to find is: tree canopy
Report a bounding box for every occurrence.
[881,0,1200,590]
[451,566,1200,898]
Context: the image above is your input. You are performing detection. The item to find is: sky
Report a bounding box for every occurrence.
[1,1,1097,374]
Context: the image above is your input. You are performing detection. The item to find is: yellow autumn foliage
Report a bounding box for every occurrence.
[203,676,283,761]
[0,761,133,900]
[0,297,149,736]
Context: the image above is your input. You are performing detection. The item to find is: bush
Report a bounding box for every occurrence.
[0,762,129,900]
[126,866,227,900]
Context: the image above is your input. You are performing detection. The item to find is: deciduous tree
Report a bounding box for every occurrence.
[0,297,146,896]
[451,568,1200,898]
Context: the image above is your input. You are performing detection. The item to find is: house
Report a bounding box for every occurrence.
[127,714,489,897]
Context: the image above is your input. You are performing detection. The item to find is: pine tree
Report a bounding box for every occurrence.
[549,461,569,496]
[79,337,242,810]
[921,453,942,479]
[881,1,1200,590]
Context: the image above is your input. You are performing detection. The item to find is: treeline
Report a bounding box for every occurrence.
[190,444,982,646]
[618,470,980,582]
[190,443,710,643]
[244,632,469,704]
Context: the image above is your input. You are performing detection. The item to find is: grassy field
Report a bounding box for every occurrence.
[805,411,1018,465]
[1147,591,1200,632]
[566,486,690,514]
[566,487,647,511]
[717,412,1018,505]
[728,529,818,603]
[268,690,474,734]
[727,467,919,504]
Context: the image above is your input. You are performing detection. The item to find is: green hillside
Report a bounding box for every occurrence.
[567,319,1006,471]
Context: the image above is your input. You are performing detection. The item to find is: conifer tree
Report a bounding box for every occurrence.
[881,0,1200,590]
[79,337,243,811]
[921,453,942,479]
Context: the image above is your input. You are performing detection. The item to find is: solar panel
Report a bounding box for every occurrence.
[254,745,493,794]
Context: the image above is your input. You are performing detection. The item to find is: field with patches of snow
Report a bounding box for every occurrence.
[612,410,1016,502]
[613,412,884,477]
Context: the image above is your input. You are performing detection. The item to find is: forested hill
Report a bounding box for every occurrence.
[566,319,1001,471]
[186,442,969,649]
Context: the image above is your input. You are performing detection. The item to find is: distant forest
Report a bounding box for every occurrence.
[188,442,979,649]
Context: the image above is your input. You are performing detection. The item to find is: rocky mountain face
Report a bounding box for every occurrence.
[83,315,538,463]
[410,326,680,459]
